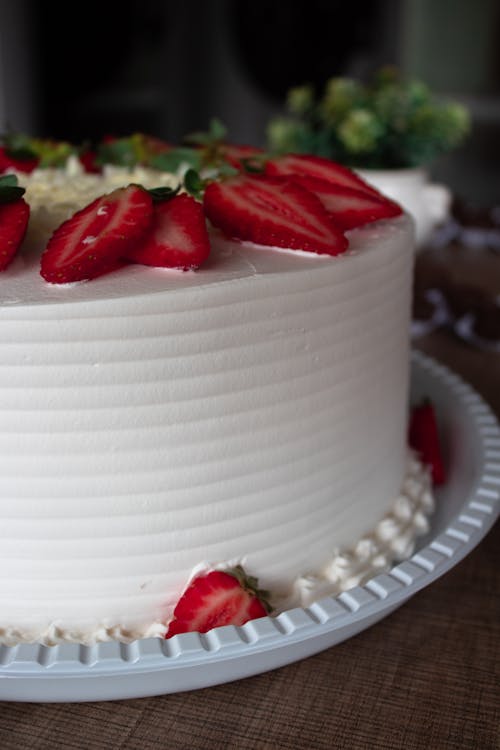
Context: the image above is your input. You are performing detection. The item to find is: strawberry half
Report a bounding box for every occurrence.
[0,200,30,271]
[0,145,39,174]
[265,154,382,197]
[219,143,264,171]
[204,174,347,256]
[165,566,270,638]
[290,175,402,230]
[126,193,210,270]
[0,175,30,270]
[409,400,446,486]
[40,185,153,283]
[78,149,102,174]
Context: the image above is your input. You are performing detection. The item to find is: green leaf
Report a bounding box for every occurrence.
[240,157,265,174]
[208,117,227,142]
[214,162,239,177]
[2,132,38,160]
[37,141,76,168]
[0,174,19,188]
[147,185,180,203]
[96,138,139,168]
[151,148,202,173]
[185,117,228,146]
[266,66,470,167]
[0,173,25,203]
[183,168,206,199]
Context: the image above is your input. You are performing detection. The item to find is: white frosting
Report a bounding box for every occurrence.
[0,455,432,647]
[11,157,179,258]
[0,168,419,645]
[287,454,433,609]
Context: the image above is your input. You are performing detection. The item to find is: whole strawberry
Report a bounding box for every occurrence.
[409,400,446,485]
[165,566,271,638]
[0,175,30,271]
[40,184,153,283]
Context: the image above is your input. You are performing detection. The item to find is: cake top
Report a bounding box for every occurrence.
[0,136,407,307]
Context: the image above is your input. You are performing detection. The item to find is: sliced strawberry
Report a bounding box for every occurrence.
[40,185,153,283]
[0,146,39,174]
[409,400,446,486]
[165,566,270,638]
[0,199,30,270]
[126,193,210,270]
[78,149,102,174]
[265,154,381,197]
[204,174,347,256]
[219,144,264,171]
[290,175,402,230]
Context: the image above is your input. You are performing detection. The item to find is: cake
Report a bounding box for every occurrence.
[0,152,433,646]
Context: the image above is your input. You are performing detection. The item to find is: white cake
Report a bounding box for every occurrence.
[0,163,433,645]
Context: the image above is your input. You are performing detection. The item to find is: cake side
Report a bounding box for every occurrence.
[0,214,421,645]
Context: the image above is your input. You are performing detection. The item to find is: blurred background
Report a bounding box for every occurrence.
[0,0,499,206]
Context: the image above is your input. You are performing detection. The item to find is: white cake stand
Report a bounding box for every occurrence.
[0,351,498,702]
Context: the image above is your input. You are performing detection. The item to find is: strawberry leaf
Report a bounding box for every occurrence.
[240,156,266,174]
[1,132,38,160]
[183,168,206,199]
[0,174,19,187]
[228,565,272,613]
[147,185,180,203]
[96,138,139,168]
[0,174,25,203]
[214,162,239,178]
[151,148,202,173]
[208,117,227,142]
[185,117,228,146]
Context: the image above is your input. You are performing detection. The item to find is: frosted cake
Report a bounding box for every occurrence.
[0,155,433,645]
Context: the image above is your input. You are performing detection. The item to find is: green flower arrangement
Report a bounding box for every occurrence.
[267,67,470,169]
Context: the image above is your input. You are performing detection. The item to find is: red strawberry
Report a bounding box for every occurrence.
[0,146,39,174]
[78,149,101,174]
[126,193,210,270]
[204,174,348,256]
[265,154,381,197]
[0,175,30,270]
[219,144,264,171]
[409,400,446,486]
[165,566,270,638]
[289,175,402,230]
[40,184,153,283]
[0,199,30,270]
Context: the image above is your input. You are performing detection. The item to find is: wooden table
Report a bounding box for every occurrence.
[0,306,499,750]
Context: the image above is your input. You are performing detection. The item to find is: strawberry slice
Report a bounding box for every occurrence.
[0,146,39,174]
[219,144,264,171]
[0,175,30,270]
[78,149,101,174]
[290,175,402,230]
[409,400,446,486]
[40,185,153,283]
[126,193,210,270]
[265,153,381,197]
[165,566,270,638]
[204,174,347,256]
[0,199,30,270]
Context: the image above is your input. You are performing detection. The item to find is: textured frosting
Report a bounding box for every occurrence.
[0,198,417,644]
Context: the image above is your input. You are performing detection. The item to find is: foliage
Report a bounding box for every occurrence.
[266,67,470,168]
